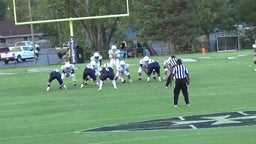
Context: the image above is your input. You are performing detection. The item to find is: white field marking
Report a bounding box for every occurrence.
[227,57,237,60]
[178,116,185,120]
[236,54,247,57]
[227,54,248,60]
[0,72,18,75]
[26,67,79,73]
[189,125,198,129]
[86,129,254,144]
[198,56,211,59]
[182,58,197,62]
[238,111,249,116]
[26,68,52,73]
[0,131,76,141]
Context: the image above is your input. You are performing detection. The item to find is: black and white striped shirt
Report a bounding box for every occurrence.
[169,57,177,66]
[172,64,189,79]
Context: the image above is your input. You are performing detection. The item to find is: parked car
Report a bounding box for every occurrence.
[15,41,40,58]
[0,47,10,54]
[0,47,11,64]
[0,46,35,64]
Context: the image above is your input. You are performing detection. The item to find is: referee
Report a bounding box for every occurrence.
[169,59,190,107]
[165,55,177,87]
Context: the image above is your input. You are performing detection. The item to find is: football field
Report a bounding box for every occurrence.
[0,50,256,144]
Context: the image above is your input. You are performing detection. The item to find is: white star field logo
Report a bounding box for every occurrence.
[82,111,256,132]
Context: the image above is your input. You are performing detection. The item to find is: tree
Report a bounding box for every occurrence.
[30,0,129,52]
[130,0,198,54]
[0,0,7,20]
[130,0,239,53]
[237,0,256,26]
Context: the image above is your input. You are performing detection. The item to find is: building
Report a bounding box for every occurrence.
[0,21,44,47]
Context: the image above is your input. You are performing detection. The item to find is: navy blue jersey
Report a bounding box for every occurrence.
[49,71,63,85]
[100,67,115,80]
[147,61,160,76]
[83,67,97,81]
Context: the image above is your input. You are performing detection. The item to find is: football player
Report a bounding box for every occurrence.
[90,52,102,77]
[108,45,120,71]
[163,55,177,79]
[163,59,170,80]
[46,69,67,91]
[144,56,161,82]
[61,61,77,86]
[138,56,157,81]
[116,60,133,83]
[90,52,102,68]
[253,40,256,71]
[80,61,99,88]
[165,56,178,88]
[98,63,118,91]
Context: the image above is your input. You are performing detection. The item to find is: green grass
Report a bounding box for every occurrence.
[0,50,256,144]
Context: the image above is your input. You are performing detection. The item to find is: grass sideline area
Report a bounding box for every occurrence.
[0,49,256,144]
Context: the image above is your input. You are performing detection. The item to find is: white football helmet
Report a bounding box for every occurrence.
[65,62,71,68]
[120,60,125,65]
[111,45,117,50]
[143,56,149,62]
[93,52,100,58]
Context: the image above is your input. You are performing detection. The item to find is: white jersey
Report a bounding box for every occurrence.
[108,49,120,59]
[163,60,169,67]
[253,43,256,49]
[61,62,76,84]
[253,43,256,65]
[86,63,96,70]
[61,63,75,74]
[118,63,129,73]
[139,58,154,69]
[90,55,102,71]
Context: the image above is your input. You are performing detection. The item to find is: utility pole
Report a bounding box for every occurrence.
[28,0,36,65]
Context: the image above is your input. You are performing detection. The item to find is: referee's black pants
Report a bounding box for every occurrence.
[173,78,189,105]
